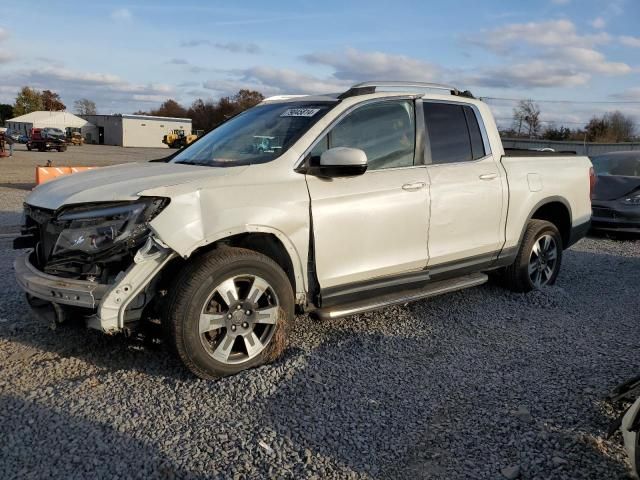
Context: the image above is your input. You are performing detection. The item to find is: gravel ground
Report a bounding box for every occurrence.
[0,167,639,478]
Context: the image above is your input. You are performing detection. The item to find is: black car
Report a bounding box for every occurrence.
[590,151,640,233]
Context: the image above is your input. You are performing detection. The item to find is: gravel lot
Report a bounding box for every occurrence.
[0,147,638,479]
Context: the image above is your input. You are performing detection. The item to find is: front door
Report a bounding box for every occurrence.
[98,126,104,145]
[422,101,506,267]
[305,99,430,290]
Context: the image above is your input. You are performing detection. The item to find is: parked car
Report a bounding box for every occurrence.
[590,151,640,233]
[12,81,594,379]
[26,128,67,152]
[5,130,21,142]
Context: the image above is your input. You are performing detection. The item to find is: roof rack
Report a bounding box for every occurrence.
[338,81,461,99]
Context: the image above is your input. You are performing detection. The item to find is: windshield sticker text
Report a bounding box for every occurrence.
[280,108,321,117]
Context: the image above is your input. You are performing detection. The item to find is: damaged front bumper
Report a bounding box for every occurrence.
[14,237,177,333]
[14,251,110,308]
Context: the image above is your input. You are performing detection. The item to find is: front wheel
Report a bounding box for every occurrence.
[166,247,294,379]
[503,220,563,292]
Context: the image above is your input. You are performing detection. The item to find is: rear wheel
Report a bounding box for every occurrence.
[504,220,563,292]
[166,247,294,379]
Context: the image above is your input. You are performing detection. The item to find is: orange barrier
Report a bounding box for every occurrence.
[35,166,98,185]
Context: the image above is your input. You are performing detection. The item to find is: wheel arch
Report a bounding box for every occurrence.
[183,226,306,302]
[521,196,572,249]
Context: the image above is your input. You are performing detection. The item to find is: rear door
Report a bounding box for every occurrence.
[305,99,430,289]
[423,101,506,268]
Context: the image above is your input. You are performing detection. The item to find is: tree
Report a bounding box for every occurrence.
[606,111,635,142]
[13,87,43,116]
[512,100,541,138]
[74,98,97,115]
[585,111,636,143]
[542,125,571,141]
[137,90,265,133]
[0,104,13,125]
[41,89,66,111]
[585,117,609,142]
[151,99,188,118]
[233,89,264,111]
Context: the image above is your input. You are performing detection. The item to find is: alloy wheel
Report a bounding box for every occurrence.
[199,274,279,365]
[528,234,558,288]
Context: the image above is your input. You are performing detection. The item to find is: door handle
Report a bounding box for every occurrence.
[479,173,498,180]
[402,182,426,191]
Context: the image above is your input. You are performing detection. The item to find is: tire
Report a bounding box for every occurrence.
[165,247,294,379]
[503,219,563,293]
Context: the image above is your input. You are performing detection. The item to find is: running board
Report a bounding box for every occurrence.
[311,273,488,320]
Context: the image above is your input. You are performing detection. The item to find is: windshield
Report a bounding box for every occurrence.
[171,102,334,167]
[591,154,640,177]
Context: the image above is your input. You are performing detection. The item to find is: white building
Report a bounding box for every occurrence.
[80,114,192,148]
[6,111,95,137]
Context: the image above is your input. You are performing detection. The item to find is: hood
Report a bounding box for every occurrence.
[592,175,640,202]
[26,161,245,210]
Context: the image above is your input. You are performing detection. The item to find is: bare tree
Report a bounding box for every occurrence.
[586,111,636,142]
[74,98,97,115]
[606,111,635,142]
[512,100,541,138]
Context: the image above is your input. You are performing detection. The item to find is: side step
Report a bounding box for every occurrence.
[311,273,488,321]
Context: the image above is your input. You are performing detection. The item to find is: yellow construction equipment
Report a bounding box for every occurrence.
[162,129,200,149]
[68,132,84,146]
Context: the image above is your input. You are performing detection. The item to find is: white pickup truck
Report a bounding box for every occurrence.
[13,81,593,379]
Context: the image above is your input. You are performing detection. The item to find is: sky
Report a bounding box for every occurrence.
[1,0,639,128]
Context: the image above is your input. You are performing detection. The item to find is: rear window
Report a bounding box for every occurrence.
[591,154,640,177]
[423,102,486,164]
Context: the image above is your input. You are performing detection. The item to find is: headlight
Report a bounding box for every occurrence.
[52,197,168,256]
[622,193,640,205]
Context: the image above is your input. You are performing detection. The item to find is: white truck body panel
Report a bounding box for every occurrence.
[17,88,593,332]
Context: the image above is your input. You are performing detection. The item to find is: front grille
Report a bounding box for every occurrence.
[592,207,616,219]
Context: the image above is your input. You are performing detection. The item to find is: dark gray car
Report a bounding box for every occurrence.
[591,151,640,233]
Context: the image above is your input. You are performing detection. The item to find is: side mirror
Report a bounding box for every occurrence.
[308,147,368,177]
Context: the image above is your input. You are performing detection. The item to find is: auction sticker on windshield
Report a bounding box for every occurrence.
[280,108,321,117]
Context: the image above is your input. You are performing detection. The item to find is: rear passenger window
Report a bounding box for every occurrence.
[423,102,486,164]
[464,106,486,160]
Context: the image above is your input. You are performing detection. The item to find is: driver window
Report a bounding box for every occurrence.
[310,100,416,170]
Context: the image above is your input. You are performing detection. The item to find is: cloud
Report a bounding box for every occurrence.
[590,17,606,29]
[179,39,261,53]
[302,48,441,82]
[203,48,444,97]
[464,61,590,89]
[180,39,209,47]
[165,58,209,73]
[0,66,174,111]
[548,46,632,75]
[205,67,347,96]
[462,19,633,89]
[611,88,640,101]
[111,8,132,22]
[215,42,261,54]
[468,20,610,54]
[620,35,640,48]
[0,26,11,62]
